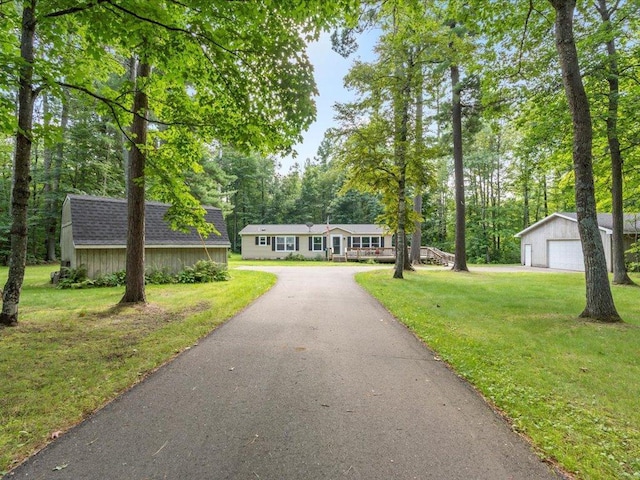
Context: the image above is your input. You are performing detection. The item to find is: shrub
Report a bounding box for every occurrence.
[58,261,228,288]
[177,260,229,283]
[93,270,127,287]
[57,265,89,289]
[626,240,640,272]
[285,253,307,261]
[145,267,176,285]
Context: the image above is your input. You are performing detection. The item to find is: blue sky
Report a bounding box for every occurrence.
[277,29,379,173]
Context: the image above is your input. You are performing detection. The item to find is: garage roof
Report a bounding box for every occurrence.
[515,212,640,238]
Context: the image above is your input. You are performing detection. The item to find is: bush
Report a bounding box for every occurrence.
[626,240,640,272]
[285,253,307,261]
[57,265,89,289]
[176,260,229,284]
[58,261,229,289]
[93,270,127,287]
[145,267,176,285]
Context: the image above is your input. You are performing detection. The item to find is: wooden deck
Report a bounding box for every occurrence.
[339,247,454,265]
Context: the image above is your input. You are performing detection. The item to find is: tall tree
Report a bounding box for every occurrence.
[548,0,620,321]
[120,59,150,304]
[594,0,634,285]
[450,60,468,271]
[1,2,37,326]
[410,66,425,265]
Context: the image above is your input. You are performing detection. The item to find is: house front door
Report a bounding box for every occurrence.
[331,235,342,255]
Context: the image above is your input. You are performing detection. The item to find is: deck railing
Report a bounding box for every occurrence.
[342,246,454,265]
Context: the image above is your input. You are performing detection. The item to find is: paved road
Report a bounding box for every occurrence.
[6,267,562,479]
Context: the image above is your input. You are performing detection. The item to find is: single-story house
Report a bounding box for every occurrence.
[238,224,393,260]
[515,212,640,271]
[61,194,230,278]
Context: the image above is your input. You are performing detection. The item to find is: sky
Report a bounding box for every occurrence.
[277,29,379,173]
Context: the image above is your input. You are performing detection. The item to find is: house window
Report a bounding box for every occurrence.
[312,236,324,251]
[276,236,296,252]
[351,236,381,249]
[258,236,267,246]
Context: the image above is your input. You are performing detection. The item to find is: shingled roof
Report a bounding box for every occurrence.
[239,224,386,235]
[66,195,230,247]
[515,212,640,237]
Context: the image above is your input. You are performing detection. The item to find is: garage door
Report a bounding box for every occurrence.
[548,240,585,271]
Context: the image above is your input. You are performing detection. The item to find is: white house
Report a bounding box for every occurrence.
[515,212,640,271]
[238,224,392,260]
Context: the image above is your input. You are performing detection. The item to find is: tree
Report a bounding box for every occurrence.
[548,0,620,321]
[120,59,150,304]
[450,60,468,271]
[1,0,358,323]
[593,0,635,285]
[1,2,38,326]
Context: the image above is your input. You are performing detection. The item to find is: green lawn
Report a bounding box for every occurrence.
[357,268,640,480]
[0,264,276,474]
[227,252,384,267]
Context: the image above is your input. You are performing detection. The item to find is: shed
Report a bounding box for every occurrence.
[515,212,640,271]
[60,194,230,278]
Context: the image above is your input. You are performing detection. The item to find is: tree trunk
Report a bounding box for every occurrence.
[410,194,423,264]
[550,0,621,321]
[1,3,37,326]
[451,63,468,272]
[120,60,151,304]
[410,72,424,266]
[43,91,68,262]
[42,94,54,259]
[393,45,412,279]
[596,0,634,285]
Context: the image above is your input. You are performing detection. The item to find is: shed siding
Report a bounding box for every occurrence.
[76,247,227,279]
[519,216,612,271]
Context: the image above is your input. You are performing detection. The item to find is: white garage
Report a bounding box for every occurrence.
[514,212,624,272]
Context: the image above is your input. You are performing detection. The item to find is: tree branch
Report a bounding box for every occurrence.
[44,0,111,18]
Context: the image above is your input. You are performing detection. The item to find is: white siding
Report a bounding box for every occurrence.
[240,229,394,260]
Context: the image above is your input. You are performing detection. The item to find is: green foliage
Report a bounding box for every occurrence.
[284,253,307,261]
[176,261,229,284]
[145,267,176,285]
[93,270,127,288]
[626,241,640,273]
[57,262,228,289]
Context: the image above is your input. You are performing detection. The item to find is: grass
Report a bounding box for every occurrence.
[227,252,382,267]
[356,268,640,480]
[0,264,276,474]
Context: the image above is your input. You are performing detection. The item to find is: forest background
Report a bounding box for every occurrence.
[1,0,639,268]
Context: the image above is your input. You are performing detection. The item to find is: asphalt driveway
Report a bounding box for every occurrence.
[6,266,562,479]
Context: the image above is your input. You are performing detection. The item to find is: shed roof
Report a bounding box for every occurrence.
[515,212,640,238]
[239,224,387,236]
[66,194,230,247]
